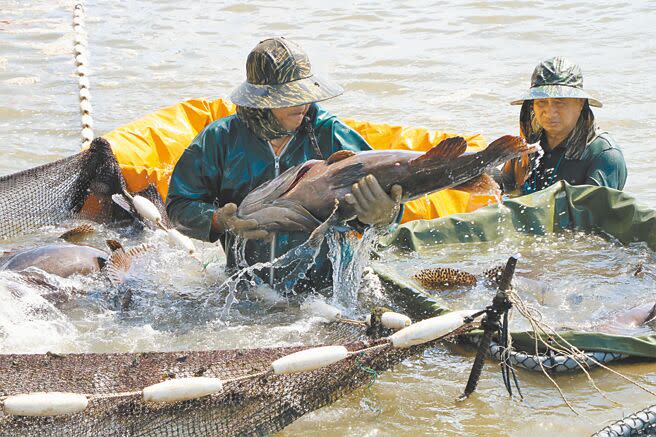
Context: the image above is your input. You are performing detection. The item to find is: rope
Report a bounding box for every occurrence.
[592,404,656,437]
[0,311,473,409]
[72,3,93,147]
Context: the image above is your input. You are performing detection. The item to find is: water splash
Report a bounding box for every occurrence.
[211,232,327,319]
[327,227,381,310]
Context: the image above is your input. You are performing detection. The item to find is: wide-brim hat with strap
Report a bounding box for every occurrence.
[230,37,343,109]
[510,57,602,108]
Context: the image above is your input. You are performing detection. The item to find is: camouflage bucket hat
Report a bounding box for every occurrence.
[230,37,343,109]
[510,57,602,108]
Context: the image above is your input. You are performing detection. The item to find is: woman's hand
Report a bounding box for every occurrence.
[212,203,270,240]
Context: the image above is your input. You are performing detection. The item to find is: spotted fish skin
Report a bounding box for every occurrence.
[483,265,504,286]
[412,267,478,290]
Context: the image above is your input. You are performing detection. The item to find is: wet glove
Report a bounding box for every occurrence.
[344,174,402,226]
[212,203,270,240]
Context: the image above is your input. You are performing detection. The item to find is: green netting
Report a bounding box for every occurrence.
[374,182,656,358]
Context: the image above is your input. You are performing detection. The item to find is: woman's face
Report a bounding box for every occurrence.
[271,104,310,131]
[533,98,585,139]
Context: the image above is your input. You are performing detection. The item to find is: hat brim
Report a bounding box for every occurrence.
[510,84,602,108]
[230,74,343,109]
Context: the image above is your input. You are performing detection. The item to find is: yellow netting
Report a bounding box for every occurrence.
[104,98,497,222]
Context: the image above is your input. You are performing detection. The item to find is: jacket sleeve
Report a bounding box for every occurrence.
[166,127,223,242]
[584,148,627,190]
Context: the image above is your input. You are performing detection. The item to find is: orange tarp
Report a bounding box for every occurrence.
[104,98,497,223]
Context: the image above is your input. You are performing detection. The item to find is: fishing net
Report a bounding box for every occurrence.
[0,319,468,437]
[0,138,125,239]
[0,139,473,436]
[0,137,168,240]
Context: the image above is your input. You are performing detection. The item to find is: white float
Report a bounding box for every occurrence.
[132,195,162,225]
[381,312,412,330]
[272,346,349,374]
[3,392,88,416]
[390,310,478,348]
[167,228,196,254]
[301,298,341,321]
[142,377,223,403]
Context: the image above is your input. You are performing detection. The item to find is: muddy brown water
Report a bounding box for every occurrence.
[1,1,656,435]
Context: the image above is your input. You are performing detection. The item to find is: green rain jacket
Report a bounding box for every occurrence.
[501,131,627,195]
[166,104,373,289]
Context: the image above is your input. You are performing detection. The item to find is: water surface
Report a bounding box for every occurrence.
[1,1,656,435]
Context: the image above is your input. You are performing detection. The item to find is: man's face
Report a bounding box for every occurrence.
[271,104,310,131]
[533,98,585,139]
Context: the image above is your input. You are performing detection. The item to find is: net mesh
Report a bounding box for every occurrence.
[0,144,450,436]
[0,322,441,437]
[0,138,126,239]
[0,137,168,239]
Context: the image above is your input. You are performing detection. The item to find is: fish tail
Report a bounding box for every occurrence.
[105,243,152,286]
[484,135,535,160]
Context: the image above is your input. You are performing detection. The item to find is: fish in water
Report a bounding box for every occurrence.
[0,238,150,286]
[238,135,536,233]
[413,264,516,290]
[412,267,478,290]
[593,302,656,335]
[413,264,549,300]
[58,223,96,243]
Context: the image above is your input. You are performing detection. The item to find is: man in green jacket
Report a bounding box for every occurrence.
[166,37,401,291]
[500,57,627,195]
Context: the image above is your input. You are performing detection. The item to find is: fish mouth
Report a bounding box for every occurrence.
[281,161,319,196]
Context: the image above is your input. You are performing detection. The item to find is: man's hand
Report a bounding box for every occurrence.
[212,203,270,240]
[344,175,402,226]
[503,153,531,191]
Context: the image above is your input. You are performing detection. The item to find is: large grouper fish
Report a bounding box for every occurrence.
[238,135,536,233]
[0,226,150,287]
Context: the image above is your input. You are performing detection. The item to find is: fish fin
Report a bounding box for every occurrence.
[409,136,468,166]
[326,150,356,165]
[105,249,132,286]
[111,193,134,214]
[330,162,367,189]
[125,243,153,258]
[59,224,95,243]
[644,302,656,325]
[453,172,501,195]
[263,200,322,232]
[308,200,341,248]
[105,239,124,252]
[484,135,533,157]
